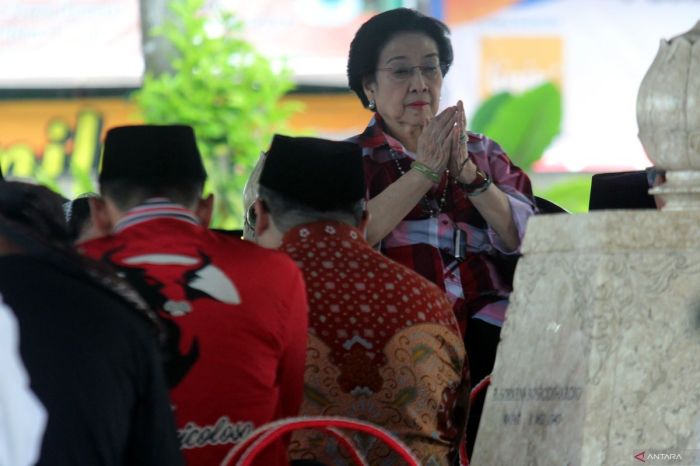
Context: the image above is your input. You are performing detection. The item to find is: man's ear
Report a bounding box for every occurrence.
[88,197,114,237]
[254,199,271,238]
[195,194,214,227]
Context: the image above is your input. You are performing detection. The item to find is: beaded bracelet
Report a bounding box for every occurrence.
[410,161,441,183]
[462,168,492,197]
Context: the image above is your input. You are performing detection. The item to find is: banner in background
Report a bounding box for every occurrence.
[216,0,416,86]
[3,0,700,174]
[440,0,700,172]
[0,94,366,195]
[223,0,700,172]
[0,0,143,88]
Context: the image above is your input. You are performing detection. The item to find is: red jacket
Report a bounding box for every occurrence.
[81,200,308,466]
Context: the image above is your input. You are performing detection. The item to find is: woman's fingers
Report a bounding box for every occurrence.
[435,105,457,122]
[439,119,459,144]
[415,101,473,177]
[458,100,467,130]
[447,126,462,172]
[418,109,452,147]
[431,106,457,130]
[415,106,462,173]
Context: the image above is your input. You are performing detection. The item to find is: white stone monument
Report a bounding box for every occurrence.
[471,21,700,466]
[638,21,700,211]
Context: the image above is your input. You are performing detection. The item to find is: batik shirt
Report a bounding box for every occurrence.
[283,221,469,466]
[81,199,308,466]
[348,114,535,332]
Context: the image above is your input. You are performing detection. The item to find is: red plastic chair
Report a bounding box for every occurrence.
[462,374,492,465]
[220,377,493,466]
[219,416,421,466]
[470,375,491,405]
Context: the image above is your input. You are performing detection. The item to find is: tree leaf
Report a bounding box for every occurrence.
[133,0,300,227]
[470,91,512,134]
[476,82,562,171]
[536,175,592,213]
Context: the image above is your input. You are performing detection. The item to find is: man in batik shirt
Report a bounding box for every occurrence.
[253,135,469,466]
[81,125,308,466]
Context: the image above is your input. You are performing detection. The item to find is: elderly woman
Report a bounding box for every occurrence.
[346,7,535,453]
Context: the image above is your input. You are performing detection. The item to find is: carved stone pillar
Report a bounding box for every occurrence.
[637,21,700,210]
[471,212,700,465]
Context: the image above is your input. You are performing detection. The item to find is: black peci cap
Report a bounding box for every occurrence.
[259,135,366,211]
[98,125,206,184]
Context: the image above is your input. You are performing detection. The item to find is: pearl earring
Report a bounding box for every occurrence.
[368,98,376,110]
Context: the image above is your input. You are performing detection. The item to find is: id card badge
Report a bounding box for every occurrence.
[453,228,466,262]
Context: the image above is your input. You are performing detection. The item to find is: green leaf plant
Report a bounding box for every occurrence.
[470,81,562,172]
[134,0,302,228]
[536,175,592,213]
[469,81,591,212]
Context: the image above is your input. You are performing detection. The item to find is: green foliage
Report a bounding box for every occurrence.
[470,91,511,133]
[470,82,580,210]
[470,82,562,172]
[134,0,301,228]
[535,175,592,213]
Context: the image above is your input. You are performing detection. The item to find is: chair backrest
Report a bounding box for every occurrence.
[588,170,656,210]
[534,195,568,214]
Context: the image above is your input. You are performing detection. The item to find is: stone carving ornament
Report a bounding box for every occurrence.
[637,20,700,210]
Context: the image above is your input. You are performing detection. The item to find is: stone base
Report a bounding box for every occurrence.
[472,211,700,466]
[652,170,700,211]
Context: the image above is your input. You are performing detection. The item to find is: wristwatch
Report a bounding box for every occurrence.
[461,168,492,197]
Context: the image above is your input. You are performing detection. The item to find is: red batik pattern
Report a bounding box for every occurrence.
[282,221,469,466]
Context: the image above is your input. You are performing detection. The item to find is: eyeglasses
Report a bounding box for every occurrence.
[375,63,447,82]
[244,203,257,232]
[244,199,270,234]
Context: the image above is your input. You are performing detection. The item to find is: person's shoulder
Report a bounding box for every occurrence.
[210,232,286,258]
[466,130,485,142]
[381,253,451,305]
[466,131,503,152]
[0,254,154,335]
[78,234,120,256]
[75,233,130,260]
[212,233,302,273]
[344,134,379,161]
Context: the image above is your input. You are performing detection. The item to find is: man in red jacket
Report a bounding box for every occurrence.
[81,125,308,466]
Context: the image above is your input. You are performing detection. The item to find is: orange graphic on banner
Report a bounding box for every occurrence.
[444,0,519,25]
[479,36,563,98]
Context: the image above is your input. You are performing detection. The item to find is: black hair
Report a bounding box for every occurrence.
[64,193,99,241]
[0,181,72,245]
[347,8,453,108]
[100,180,203,211]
